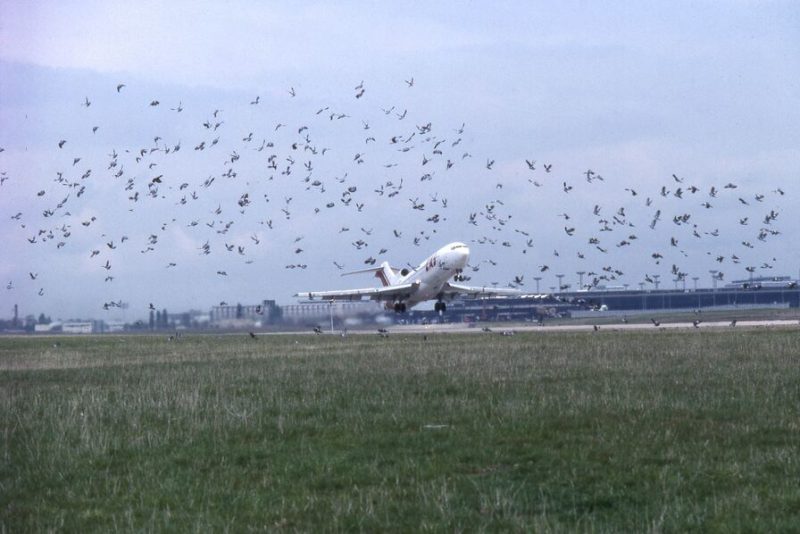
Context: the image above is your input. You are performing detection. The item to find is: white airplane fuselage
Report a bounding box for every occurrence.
[389,242,469,307]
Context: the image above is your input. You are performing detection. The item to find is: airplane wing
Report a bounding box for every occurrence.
[441,282,527,299]
[294,281,420,302]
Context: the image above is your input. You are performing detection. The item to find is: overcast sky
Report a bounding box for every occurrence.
[1,1,798,321]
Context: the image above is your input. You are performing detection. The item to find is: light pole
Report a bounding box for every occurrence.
[533,276,542,293]
[576,271,585,290]
[556,274,564,292]
[709,270,718,307]
[639,282,646,311]
[329,299,335,333]
[692,276,699,291]
[652,274,661,290]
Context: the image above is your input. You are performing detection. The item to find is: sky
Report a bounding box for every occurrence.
[1,0,798,322]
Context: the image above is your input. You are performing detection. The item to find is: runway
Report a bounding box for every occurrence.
[376,318,800,335]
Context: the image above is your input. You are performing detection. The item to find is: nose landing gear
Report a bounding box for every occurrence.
[393,302,407,313]
[434,301,447,313]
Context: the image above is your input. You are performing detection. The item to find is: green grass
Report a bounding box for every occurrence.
[2,330,800,531]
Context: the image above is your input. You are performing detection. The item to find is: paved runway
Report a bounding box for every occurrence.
[376,319,800,335]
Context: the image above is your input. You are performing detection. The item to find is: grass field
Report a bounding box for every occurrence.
[2,328,799,531]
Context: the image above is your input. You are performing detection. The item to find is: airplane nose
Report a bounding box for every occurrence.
[458,246,470,266]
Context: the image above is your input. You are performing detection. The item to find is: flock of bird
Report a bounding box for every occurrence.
[1,76,790,316]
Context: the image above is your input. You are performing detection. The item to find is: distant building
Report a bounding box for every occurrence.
[725,276,797,290]
[168,310,211,329]
[34,322,62,333]
[210,300,280,328]
[105,321,126,333]
[281,300,384,324]
[62,321,95,334]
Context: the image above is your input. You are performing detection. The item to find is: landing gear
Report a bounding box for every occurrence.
[434,301,447,313]
[393,302,407,313]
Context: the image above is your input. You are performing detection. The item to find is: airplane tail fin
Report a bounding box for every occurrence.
[341,261,405,287]
[375,261,402,287]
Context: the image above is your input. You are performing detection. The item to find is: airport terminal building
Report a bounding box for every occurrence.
[404,276,800,324]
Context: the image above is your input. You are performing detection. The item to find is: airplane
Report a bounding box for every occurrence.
[294,241,525,312]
